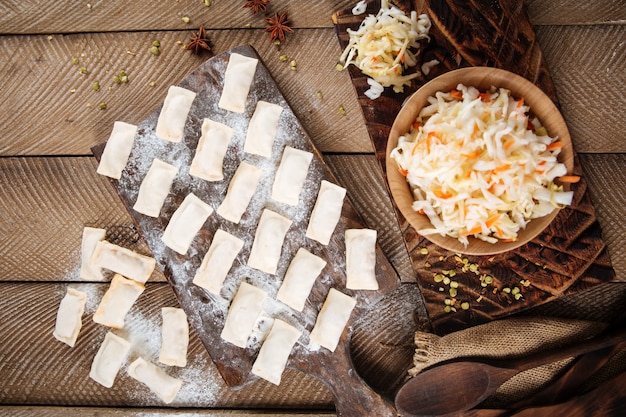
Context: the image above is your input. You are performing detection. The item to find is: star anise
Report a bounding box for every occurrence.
[265,11,293,43]
[185,25,211,55]
[243,0,269,14]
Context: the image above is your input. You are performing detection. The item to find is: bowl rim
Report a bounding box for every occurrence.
[385,67,575,255]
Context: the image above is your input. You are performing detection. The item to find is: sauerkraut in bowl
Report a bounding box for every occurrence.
[386,67,576,255]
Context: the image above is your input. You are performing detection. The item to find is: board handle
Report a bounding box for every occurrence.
[295,338,397,417]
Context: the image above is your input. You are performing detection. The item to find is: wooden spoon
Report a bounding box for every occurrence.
[395,324,626,416]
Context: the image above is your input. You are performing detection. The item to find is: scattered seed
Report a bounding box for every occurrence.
[72,57,79,65]
[149,81,156,87]
[461,302,470,310]
[273,39,281,46]
[511,287,521,295]
[450,281,459,289]
[449,287,457,297]
[70,88,76,94]
[47,35,53,41]
[442,277,451,285]
[79,67,88,75]
[335,63,344,71]
[433,274,444,283]
[339,106,346,115]
[152,40,161,47]
[204,0,211,6]
[316,91,323,99]
[514,293,523,300]
[244,23,252,29]
[502,287,511,294]
[126,50,136,56]
[419,248,429,255]
[92,82,100,91]
[113,75,121,84]
[444,305,452,313]
[98,102,107,110]
[182,16,190,24]
[150,46,160,55]
[279,54,288,62]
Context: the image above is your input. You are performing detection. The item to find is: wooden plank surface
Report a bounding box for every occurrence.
[0,29,371,156]
[1,0,625,414]
[2,154,624,283]
[0,0,623,34]
[0,26,624,155]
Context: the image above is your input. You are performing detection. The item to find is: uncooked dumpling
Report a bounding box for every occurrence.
[345,228,378,290]
[276,248,327,311]
[220,281,268,348]
[305,180,346,245]
[247,209,292,274]
[155,85,196,143]
[93,274,145,329]
[309,288,356,352]
[89,331,130,388]
[244,101,284,158]
[159,307,189,367]
[193,229,244,295]
[271,146,313,206]
[189,118,234,182]
[133,159,179,217]
[161,193,214,255]
[90,241,156,284]
[80,227,106,281]
[251,319,301,385]
[53,287,87,347]
[218,53,258,113]
[127,357,183,404]
[216,161,262,224]
[96,121,137,179]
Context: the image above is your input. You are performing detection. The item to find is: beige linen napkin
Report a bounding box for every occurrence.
[408,316,608,406]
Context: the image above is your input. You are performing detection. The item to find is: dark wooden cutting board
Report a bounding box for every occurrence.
[333,0,617,334]
[93,45,400,417]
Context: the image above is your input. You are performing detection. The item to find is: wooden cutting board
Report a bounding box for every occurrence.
[93,45,401,417]
[333,0,618,335]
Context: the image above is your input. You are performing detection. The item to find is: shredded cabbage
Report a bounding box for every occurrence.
[390,84,574,246]
[340,0,431,94]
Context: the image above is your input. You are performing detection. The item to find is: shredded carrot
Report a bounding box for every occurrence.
[486,213,500,227]
[434,189,453,199]
[412,121,421,129]
[546,141,563,150]
[478,93,491,103]
[516,98,525,109]
[462,224,483,236]
[494,225,504,237]
[493,164,511,173]
[462,150,479,159]
[450,89,463,100]
[559,175,581,183]
[399,168,409,176]
[503,137,516,151]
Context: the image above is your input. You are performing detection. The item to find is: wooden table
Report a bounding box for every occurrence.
[1,1,624,415]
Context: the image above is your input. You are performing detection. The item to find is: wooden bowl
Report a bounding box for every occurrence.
[386,67,575,255]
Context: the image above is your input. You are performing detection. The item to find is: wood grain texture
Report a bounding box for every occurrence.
[90,45,400,417]
[0,282,334,408]
[0,0,623,35]
[1,154,624,283]
[0,29,370,156]
[0,156,164,282]
[1,28,624,156]
[0,408,335,417]
[536,24,626,154]
[526,0,626,25]
[0,0,356,34]
[334,0,623,334]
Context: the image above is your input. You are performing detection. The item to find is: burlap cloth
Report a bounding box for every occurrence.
[408,316,618,407]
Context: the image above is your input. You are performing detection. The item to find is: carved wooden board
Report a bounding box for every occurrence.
[93,45,399,417]
[334,0,617,334]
